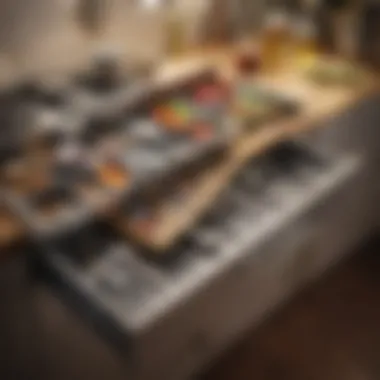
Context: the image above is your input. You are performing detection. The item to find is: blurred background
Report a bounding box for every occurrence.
[0,1,380,380]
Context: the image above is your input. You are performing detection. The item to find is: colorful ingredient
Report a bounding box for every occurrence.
[99,161,130,189]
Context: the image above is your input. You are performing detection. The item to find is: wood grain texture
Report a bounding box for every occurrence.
[129,54,380,251]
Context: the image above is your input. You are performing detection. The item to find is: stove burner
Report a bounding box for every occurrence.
[55,223,117,264]
[81,116,122,145]
[30,185,75,216]
[77,54,125,93]
[12,80,68,108]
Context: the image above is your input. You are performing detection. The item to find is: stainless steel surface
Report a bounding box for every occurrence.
[300,92,380,230]
[106,153,370,380]
[37,141,372,380]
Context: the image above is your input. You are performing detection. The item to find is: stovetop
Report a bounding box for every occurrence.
[35,140,359,337]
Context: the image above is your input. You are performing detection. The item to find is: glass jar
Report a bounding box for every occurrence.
[165,6,187,56]
[261,9,291,72]
[292,16,318,66]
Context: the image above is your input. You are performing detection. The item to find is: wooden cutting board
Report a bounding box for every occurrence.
[122,56,380,252]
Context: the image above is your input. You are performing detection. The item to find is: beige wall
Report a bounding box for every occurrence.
[0,0,167,82]
[0,0,265,84]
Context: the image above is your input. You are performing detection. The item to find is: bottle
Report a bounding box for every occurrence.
[315,0,353,55]
[261,9,291,72]
[235,40,261,76]
[292,16,318,66]
[164,1,187,57]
